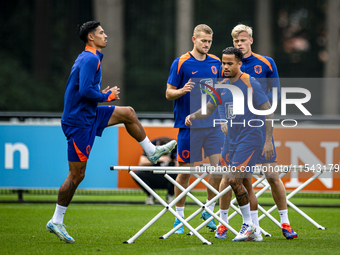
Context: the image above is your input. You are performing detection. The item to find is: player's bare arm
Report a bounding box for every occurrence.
[259,101,274,160]
[185,101,217,126]
[166,79,194,101]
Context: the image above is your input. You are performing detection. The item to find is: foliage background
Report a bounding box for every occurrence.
[0,0,330,113]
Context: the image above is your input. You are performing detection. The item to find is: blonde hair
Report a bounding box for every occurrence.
[231,24,253,38]
[193,24,213,38]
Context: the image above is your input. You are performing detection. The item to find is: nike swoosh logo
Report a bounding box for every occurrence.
[192,71,198,74]
[221,92,226,95]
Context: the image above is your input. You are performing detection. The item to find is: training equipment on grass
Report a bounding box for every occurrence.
[110,165,336,244]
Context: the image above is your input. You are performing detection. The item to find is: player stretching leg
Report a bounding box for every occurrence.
[46,21,176,243]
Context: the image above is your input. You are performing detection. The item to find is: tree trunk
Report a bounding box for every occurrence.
[176,0,193,57]
[255,0,273,57]
[33,0,52,82]
[322,0,340,115]
[93,0,124,105]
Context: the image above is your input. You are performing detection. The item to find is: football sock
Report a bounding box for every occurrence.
[176,206,185,218]
[220,209,229,225]
[279,209,290,225]
[206,200,216,214]
[52,204,67,224]
[239,203,253,225]
[251,210,261,235]
[139,136,156,156]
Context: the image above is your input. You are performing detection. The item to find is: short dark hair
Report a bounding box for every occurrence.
[222,47,243,62]
[79,21,101,43]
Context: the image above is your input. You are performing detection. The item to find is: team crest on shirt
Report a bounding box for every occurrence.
[226,153,229,163]
[225,102,236,119]
[254,65,262,74]
[211,66,217,75]
[198,78,222,108]
[199,78,213,95]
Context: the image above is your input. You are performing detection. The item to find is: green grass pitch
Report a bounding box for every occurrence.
[1,203,339,255]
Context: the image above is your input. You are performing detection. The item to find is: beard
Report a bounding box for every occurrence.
[197,47,209,55]
[224,72,231,78]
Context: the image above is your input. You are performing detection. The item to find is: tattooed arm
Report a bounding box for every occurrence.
[185,101,217,126]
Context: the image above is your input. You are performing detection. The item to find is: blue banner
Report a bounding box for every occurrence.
[0,124,118,189]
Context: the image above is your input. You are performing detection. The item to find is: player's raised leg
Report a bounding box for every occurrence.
[108,106,177,164]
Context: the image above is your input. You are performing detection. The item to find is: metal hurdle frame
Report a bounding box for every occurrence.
[253,165,337,230]
[162,169,275,238]
[187,165,335,234]
[185,170,282,237]
[187,165,334,236]
[110,165,336,244]
[110,165,215,245]
[158,171,239,238]
[110,165,284,243]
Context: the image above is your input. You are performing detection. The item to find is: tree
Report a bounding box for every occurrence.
[322,0,340,115]
[93,0,125,106]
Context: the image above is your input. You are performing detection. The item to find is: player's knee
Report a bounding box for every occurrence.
[209,176,221,186]
[228,177,237,187]
[68,163,86,184]
[78,172,85,183]
[68,172,85,186]
[176,174,190,184]
[220,178,229,188]
[266,177,281,186]
[74,170,85,184]
[229,177,243,189]
[124,106,137,120]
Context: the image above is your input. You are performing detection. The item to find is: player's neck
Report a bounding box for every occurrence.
[86,43,102,53]
[243,50,252,59]
[190,49,207,61]
[230,71,243,83]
